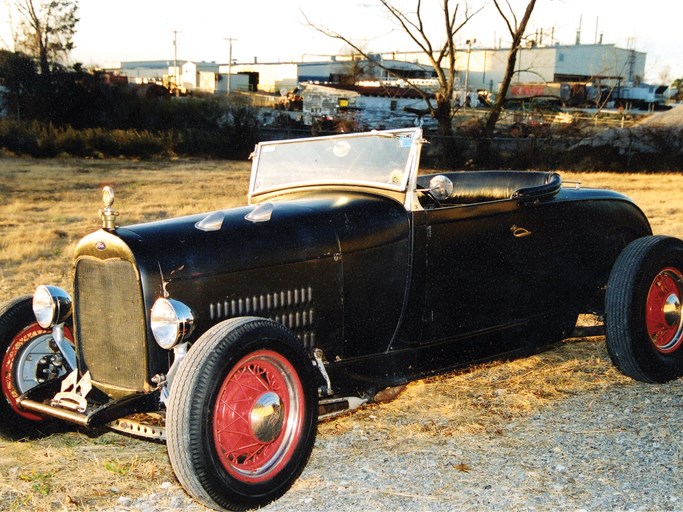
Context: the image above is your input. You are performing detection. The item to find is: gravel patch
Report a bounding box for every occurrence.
[108,379,683,512]
[638,104,683,127]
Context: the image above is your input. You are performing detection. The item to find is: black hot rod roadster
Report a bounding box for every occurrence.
[1,127,682,510]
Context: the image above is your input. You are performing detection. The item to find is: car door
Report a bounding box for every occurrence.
[419,197,560,345]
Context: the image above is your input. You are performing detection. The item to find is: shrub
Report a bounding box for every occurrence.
[0,120,174,158]
[0,116,254,160]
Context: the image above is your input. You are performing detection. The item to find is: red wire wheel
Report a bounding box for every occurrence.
[213,349,305,483]
[0,296,74,434]
[166,317,318,511]
[606,236,683,383]
[646,267,683,353]
[2,322,53,421]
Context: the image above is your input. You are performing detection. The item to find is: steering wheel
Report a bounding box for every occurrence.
[418,188,443,209]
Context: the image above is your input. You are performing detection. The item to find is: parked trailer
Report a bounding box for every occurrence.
[612,84,669,111]
[505,82,605,108]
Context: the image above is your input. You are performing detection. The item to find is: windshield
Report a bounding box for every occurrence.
[249,128,421,197]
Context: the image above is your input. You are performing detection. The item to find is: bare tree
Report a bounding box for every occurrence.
[306,0,540,167]
[304,1,481,138]
[15,0,78,77]
[483,0,536,139]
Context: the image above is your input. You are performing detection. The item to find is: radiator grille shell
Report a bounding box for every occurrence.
[74,257,149,394]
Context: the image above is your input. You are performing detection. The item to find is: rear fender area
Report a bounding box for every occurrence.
[582,208,653,317]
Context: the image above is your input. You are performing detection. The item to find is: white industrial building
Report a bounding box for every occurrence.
[388,43,646,93]
[109,60,172,84]
[106,60,250,94]
[219,62,300,94]
[225,57,435,94]
[180,61,250,94]
[110,42,648,99]
[223,43,646,95]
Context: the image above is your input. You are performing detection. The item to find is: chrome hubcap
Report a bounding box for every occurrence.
[647,268,683,353]
[15,333,63,394]
[663,293,682,327]
[250,391,285,443]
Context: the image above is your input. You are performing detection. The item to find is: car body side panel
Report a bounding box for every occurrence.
[420,198,540,341]
[116,191,411,363]
[325,195,410,358]
[266,190,412,358]
[116,204,345,359]
[541,188,653,313]
[328,185,653,397]
[412,186,651,346]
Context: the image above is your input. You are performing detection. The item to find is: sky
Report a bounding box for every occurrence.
[1,0,682,82]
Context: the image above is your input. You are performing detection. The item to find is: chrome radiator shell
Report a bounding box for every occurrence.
[73,252,149,397]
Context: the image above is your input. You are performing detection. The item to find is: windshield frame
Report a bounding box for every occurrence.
[248,128,424,203]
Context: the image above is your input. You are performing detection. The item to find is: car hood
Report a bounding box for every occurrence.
[109,191,408,284]
[113,202,338,283]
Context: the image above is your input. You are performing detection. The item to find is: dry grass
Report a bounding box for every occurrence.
[0,158,250,300]
[320,334,630,441]
[0,430,172,511]
[1,159,682,510]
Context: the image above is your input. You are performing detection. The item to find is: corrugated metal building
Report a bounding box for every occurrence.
[112,43,647,99]
[226,57,435,94]
[389,43,646,93]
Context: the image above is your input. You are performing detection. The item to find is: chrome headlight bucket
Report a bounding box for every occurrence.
[32,285,73,328]
[150,298,195,350]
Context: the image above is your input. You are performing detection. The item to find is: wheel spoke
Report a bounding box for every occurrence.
[166,319,316,509]
[212,348,304,483]
[646,268,683,353]
[2,320,73,421]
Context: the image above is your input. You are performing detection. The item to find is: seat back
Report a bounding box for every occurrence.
[418,171,561,205]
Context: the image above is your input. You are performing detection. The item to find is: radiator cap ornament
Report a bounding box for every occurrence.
[99,186,119,231]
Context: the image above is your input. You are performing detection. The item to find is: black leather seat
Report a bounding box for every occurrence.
[418,171,561,205]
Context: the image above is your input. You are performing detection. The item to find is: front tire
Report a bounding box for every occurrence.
[166,317,318,511]
[605,236,683,382]
[0,295,74,437]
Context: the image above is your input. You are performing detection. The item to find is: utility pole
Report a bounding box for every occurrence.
[172,30,180,91]
[464,39,475,110]
[575,15,582,45]
[224,37,237,96]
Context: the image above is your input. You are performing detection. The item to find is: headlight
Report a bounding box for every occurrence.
[150,298,195,350]
[32,285,73,328]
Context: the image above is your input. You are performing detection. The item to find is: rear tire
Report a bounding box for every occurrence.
[166,317,318,510]
[605,236,683,382]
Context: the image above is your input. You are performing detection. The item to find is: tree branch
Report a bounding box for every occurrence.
[303,1,482,137]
